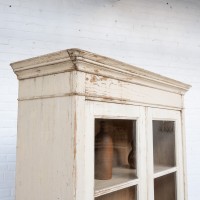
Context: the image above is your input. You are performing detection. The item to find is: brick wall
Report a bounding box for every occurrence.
[0,0,200,199]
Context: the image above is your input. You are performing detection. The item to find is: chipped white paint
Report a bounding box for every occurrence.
[11,49,190,200]
[16,97,76,200]
[85,73,183,109]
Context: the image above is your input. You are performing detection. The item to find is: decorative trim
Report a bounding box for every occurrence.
[18,92,182,110]
[11,48,191,93]
[18,93,86,101]
[11,50,70,70]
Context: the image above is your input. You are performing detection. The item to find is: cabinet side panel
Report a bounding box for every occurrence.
[16,97,75,200]
[181,108,188,200]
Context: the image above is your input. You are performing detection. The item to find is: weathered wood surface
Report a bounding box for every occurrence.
[18,71,85,100]
[17,70,184,110]
[11,48,191,94]
[11,49,190,200]
[85,73,183,109]
[85,101,147,200]
[16,97,76,200]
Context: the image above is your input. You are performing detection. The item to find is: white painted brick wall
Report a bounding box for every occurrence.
[0,0,200,199]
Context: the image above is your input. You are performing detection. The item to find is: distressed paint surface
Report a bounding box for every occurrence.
[11,49,189,200]
[16,97,76,200]
[0,1,198,200]
[85,73,183,109]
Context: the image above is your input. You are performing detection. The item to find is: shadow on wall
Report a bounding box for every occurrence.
[79,0,121,5]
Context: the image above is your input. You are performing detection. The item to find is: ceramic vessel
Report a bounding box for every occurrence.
[95,121,113,180]
[128,140,136,169]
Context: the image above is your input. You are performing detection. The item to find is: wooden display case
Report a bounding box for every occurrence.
[11,49,191,200]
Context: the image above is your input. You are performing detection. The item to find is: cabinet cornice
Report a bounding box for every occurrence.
[11,48,191,94]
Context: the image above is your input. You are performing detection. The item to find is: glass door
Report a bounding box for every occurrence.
[147,108,184,200]
[95,119,137,200]
[85,101,146,200]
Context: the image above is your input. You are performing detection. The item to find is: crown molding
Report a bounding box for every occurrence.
[11,48,191,94]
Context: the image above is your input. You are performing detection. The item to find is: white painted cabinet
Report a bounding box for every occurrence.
[11,49,190,200]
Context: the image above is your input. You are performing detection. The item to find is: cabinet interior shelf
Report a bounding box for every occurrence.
[154,165,177,179]
[95,167,138,197]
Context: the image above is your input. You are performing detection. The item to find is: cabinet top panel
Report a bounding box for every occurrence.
[11,48,190,94]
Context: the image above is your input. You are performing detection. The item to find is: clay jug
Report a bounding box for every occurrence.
[128,140,136,169]
[95,121,113,180]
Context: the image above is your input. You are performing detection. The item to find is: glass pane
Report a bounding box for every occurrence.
[95,119,137,196]
[153,120,176,172]
[154,173,176,200]
[95,186,137,200]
